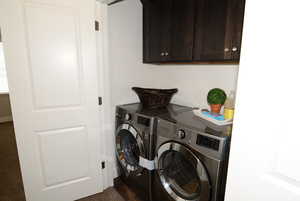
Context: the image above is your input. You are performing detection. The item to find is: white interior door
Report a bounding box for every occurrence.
[0,0,104,200]
[225,0,300,201]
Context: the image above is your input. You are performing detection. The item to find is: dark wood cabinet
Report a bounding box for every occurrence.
[143,0,171,63]
[142,0,245,64]
[143,0,195,63]
[224,0,246,61]
[170,0,195,61]
[194,0,228,61]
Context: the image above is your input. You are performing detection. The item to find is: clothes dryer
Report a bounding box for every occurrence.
[153,112,231,201]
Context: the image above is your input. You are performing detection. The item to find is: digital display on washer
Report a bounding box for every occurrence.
[137,116,150,127]
[196,135,220,151]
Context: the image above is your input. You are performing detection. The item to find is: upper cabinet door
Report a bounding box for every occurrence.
[224,0,246,61]
[143,0,195,63]
[142,0,245,64]
[169,0,195,62]
[143,0,172,63]
[193,0,229,61]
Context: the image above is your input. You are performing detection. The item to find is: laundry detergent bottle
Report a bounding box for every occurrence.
[224,91,235,120]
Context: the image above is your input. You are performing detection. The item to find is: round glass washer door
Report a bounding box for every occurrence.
[116,123,145,174]
[156,142,211,201]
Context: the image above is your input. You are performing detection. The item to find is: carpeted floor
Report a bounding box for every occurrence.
[0,122,26,201]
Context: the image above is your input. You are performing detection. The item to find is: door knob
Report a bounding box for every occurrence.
[232,47,238,52]
[161,52,165,56]
[224,48,230,52]
[165,52,169,56]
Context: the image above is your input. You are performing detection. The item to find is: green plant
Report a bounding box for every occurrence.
[207,88,227,105]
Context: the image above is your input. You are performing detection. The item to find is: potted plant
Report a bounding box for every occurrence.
[207,88,227,114]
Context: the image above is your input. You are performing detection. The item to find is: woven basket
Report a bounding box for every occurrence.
[132,87,178,109]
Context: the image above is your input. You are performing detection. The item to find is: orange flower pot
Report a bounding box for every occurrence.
[210,104,222,114]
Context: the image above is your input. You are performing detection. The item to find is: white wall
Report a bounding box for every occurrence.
[0,93,12,122]
[225,0,300,200]
[0,42,12,122]
[108,0,239,110]
[0,43,9,93]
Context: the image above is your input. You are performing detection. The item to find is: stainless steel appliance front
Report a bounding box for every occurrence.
[116,123,145,174]
[156,142,211,201]
[153,116,230,201]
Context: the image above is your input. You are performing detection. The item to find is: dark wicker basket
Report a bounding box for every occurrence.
[132,87,178,109]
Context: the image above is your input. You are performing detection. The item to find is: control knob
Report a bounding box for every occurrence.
[177,129,186,139]
[124,113,132,121]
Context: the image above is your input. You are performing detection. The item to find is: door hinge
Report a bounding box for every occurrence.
[101,161,105,169]
[98,97,102,106]
[95,20,100,31]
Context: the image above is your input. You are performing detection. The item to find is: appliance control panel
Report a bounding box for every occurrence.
[137,116,151,127]
[196,134,220,151]
[157,119,229,160]
[177,129,186,139]
[124,113,132,121]
[175,125,228,159]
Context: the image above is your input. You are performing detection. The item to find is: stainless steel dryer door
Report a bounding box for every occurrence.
[156,142,211,201]
[116,123,145,175]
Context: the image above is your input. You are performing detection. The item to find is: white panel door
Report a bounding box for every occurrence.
[0,0,103,200]
[225,0,300,201]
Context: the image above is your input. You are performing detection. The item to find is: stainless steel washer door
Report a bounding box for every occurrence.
[156,142,211,201]
[116,123,145,174]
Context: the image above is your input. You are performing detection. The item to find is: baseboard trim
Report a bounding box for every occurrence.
[0,116,13,123]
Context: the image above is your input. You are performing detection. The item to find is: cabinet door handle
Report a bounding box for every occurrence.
[224,48,230,52]
[161,52,165,56]
[232,47,238,52]
[165,52,169,56]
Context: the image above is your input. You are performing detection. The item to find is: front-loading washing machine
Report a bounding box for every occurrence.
[115,103,193,201]
[153,111,231,201]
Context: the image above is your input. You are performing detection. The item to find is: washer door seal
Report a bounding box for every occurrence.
[156,142,211,201]
[116,123,145,175]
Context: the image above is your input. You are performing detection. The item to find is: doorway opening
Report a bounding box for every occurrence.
[0,28,26,201]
